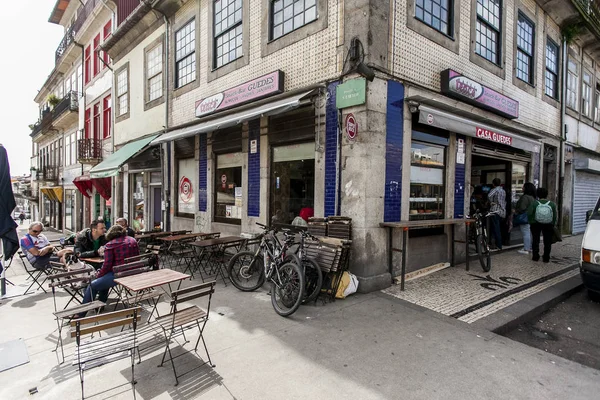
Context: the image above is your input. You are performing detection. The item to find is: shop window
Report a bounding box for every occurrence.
[214,0,243,68]
[415,0,452,36]
[516,12,534,85]
[270,0,317,40]
[175,19,196,88]
[132,173,145,227]
[566,59,578,111]
[215,152,243,224]
[475,0,501,65]
[409,139,446,221]
[270,142,315,226]
[177,158,196,217]
[582,71,592,118]
[65,189,75,232]
[545,39,559,99]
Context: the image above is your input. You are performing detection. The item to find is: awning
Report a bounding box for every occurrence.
[73,175,93,198]
[89,134,160,178]
[417,105,542,153]
[92,177,112,200]
[40,187,63,202]
[151,89,317,145]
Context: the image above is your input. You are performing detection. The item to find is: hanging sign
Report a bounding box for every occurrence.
[345,113,357,141]
[336,78,366,109]
[476,127,512,146]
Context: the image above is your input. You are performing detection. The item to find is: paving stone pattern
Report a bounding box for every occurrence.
[383,235,582,323]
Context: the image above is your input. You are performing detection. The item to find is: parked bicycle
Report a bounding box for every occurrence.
[290,227,323,304]
[470,209,495,272]
[227,223,305,317]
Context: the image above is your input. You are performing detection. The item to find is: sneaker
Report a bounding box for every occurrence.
[517,249,529,255]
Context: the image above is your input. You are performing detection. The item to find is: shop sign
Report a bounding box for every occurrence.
[441,69,519,119]
[476,127,512,146]
[345,113,357,140]
[336,78,366,109]
[195,70,284,117]
[250,139,257,154]
[179,176,193,203]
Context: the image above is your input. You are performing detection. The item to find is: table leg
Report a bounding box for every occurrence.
[465,222,470,271]
[451,224,455,267]
[401,227,408,291]
[388,228,393,284]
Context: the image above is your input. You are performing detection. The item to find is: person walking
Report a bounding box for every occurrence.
[18,212,25,225]
[527,187,557,263]
[515,182,536,255]
[487,178,506,250]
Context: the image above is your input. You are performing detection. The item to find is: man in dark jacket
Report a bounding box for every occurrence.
[116,217,136,238]
[74,220,107,259]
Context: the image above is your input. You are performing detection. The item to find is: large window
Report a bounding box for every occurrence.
[93,34,101,77]
[215,152,243,223]
[214,0,243,68]
[71,132,76,163]
[84,108,91,138]
[409,136,446,221]
[103,95,111,138]
[415,0,452,36]
[270,142,315,226]
[175,19,196,88]
[271,0,317,40]
[177,158,196,216]
[102,20,111,68]
[117,68,128,116]
[582,71,592,118]
[93,103,100,140]
[475,0,501,65]
[84,45,91,84]
[516,12,534,84]
[545,39,559,99]
[567,59,578,110]
[146,43,163,101]
[595,84,600,124]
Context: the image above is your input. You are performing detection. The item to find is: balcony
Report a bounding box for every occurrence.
[30,110,53,138]
[37,166,59,183]
[78,138,103,163]
[54,0,100,67]
[52,91,80,129]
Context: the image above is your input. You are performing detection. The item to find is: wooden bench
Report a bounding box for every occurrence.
[304,237,352,301]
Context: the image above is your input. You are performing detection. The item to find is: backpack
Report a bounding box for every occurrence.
[535,201,553,224]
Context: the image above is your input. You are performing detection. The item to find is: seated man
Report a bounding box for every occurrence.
[75,219,107,259]
[80,225,140,310]
[116,217,136,238]
[20,222,70,269]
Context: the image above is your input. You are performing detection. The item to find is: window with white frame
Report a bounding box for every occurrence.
[595,85,600,123]
[516,12,534,84]
[71,132,76,162]
[545,39,559,99]
[415,0,452,36]
[475,0,501,65]
[117,68,128,116]
[582,71,592,118]
[146,43,163,101]
[175,19,196,88]
[65,134,71,165]
[214,0,243,68]
[567,59,578,110]
[271,0,317,40]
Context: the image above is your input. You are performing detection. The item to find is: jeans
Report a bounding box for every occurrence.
[82,272,115,305]
[490,214,503,249]
[531,223,554,261]
[519,223,532,251]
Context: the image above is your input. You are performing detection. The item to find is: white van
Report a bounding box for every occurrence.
[580,195,600,299]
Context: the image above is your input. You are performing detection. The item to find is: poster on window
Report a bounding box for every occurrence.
[178,158,196,214]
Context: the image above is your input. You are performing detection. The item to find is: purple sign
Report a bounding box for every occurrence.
[195,71,284,117]
[441,69,519,119]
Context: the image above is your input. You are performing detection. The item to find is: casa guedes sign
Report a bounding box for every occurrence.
[195,70,285,117]
[440,69,519,119]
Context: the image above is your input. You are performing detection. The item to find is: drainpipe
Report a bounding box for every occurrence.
[74,39,85,231]
[108,8,116,226]
[558,37,567,233]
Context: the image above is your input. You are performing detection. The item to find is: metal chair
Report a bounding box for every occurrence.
[17,251,53,295]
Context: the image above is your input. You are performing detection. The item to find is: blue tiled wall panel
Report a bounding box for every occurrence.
[325,81,339,217]
[384,80,405,222]
[198,133,207,212]
[248,119,261,217]
[454,135,466,218]
[533,150,541,184]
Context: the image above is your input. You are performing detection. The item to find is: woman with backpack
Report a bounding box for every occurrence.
[526,187,557,263]
[514,182,537,255]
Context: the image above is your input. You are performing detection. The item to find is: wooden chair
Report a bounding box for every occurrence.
[48,264,105,364]
[71,307,142,400]
[155,281,216,386]
[112,259,163,322]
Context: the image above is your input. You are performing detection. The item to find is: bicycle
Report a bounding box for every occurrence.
[470,209,494,272]
[290,227,323,304]
[227,223,305,317]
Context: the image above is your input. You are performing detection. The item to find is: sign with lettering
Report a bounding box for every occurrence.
[441,69,519,119]
[345,113,357,140]
[476,127,512,146]
[195,71,284,117]
[336,78,366,109]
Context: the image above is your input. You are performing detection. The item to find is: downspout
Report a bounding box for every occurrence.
[558,37,567,233]
[109,8,116,225]
[75,39,85,231]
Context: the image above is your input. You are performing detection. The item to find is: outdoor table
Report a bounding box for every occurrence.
[114,268,191,304]
[189,236,246,283]
[135,231,172,242]
[159,232,220,268]
[379,219,474,291]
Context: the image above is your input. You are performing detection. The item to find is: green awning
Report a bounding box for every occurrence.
[89,134,160,178]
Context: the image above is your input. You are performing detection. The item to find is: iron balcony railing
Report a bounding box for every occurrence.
[52,91,80,119]
[55,0,100,64]
[38,166,58,181]
[78,138,103,161]
[572,0,600,38]
[55,26,75,64]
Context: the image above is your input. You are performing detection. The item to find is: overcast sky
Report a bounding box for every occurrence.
[0,1,64,176]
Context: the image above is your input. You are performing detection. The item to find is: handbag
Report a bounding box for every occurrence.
[513,212,528,226]
[551,226,563,244]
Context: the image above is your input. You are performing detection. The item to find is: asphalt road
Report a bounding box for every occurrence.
[504,287,600,370]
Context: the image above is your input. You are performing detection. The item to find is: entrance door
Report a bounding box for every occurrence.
[151,187,162,230]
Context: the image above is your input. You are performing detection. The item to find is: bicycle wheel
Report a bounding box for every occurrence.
[476,234,491,272]
[270,261,305,317]
[302,257,323,303]
[227,251,265,292]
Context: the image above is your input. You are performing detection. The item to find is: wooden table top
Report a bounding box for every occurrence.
[379,219,474,229]
[135,231,172,240]
[190,236,245,248]
[80,257,104,264]
[114,269,191,292]
[158,232,219,242]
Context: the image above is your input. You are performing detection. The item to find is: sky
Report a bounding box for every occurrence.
[0,1,64,176]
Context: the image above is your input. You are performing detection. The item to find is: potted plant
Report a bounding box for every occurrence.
[47,94,60,108]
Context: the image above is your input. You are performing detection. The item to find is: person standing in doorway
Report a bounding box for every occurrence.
[527,187,557,263]
[487,178,506,250]
[515,182,537,255]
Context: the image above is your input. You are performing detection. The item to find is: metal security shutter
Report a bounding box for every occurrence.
[573,171,600,233]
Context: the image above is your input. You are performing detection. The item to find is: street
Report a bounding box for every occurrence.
[504,287,600,370]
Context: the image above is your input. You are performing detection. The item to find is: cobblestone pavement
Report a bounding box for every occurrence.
[382,235,582,323]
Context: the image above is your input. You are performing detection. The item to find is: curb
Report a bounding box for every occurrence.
[471,266,582,335]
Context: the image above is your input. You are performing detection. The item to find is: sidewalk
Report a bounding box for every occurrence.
[1,229,598,399]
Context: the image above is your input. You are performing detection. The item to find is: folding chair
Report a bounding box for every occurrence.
[156,281,216,386]
[48,265,105,364]
[71,307,142,400]
[1,255,15,286]
[17,250,53,295]
[112,259,163,322]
